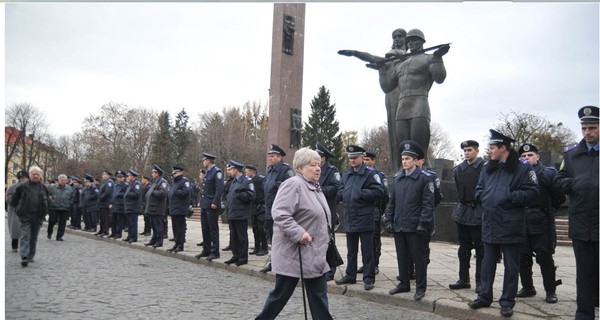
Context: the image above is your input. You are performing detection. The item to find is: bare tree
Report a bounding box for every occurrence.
[360,125,392,174]
[429,122,460,162]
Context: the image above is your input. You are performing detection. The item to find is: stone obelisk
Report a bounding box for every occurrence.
[267,3,305,160]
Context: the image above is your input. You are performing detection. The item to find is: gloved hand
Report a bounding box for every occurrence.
[416,225,427,237]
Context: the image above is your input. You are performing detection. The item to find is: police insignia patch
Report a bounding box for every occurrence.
[162,182,167,188]
[435,178,441,188]
[334,172,341,181]
[249,183,255,191]
[429,182,434,193]
[374,173,381,184]
[287,170,294,177]
[584,107,592,115]
[135,185,140,190]
[529,171,537,184]
[404,143,410,150]
[383,178,388,188]
[108,182,113,187]
[216,172,223,180]
[523,145,530,152]
[348,146,354,152]
[185,182,190,188]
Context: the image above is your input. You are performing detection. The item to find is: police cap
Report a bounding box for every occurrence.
[152,164,164,175]
[400,140,424,159]
[172,164,185,172]
[346,145,366,157]
[267,144,286,157]
[202,152,217,161]
[84,173,94,182]
[245,164,257,171]
[70,176,81,183]
[228,160,245,171]
[115,170,125,177]
[460,140,479,149]
[16,171,29,179]
[488,129,515,147]
[579,106,599,124]
[128,168,139,177]
[364,151,377,159]
[102,169,113,176]
[518,144,539,155]
[315,141,333,159]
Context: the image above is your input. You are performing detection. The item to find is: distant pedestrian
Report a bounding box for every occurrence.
[123,169,142,243]
[167,165,192,253]
[6,171,29,252]
[47,174,74,241]
[140,176,152,236]
[68,176,83,230]
[82,174,99,232]
[108,170,127,239]
[195,153,224,261]
[95,170,114,236]
[245,165,268,256]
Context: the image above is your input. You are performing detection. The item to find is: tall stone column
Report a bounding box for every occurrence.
[267,3,305,161]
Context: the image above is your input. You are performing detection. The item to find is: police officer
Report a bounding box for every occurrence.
[68,176,83,230]
[143,164,169,248]
[555,106,599,320]
[167,165,191,253]
[449,140,485,293]
[385,141,433,300]
[468,130,539,318]
[95,170,114,236]
[195,153,224,261]
[224,160,255,266]
[123,169,142,243]
[517,143,565,303]
[108,170,127,239]
[260,144,294,273]
[82,173,99,232]
[245,165,268,256]
[335,145,384,291]
[315,141,341,281]
[140,176,152,236]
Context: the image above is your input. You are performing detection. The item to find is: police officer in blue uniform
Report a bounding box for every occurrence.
[260,144,294,273]
[335,145,384,291]
[167,165,192,253]
[516,143,565,303]
[315,141,341,281]
[224,160,255,266]
[245,165,268,256]
[69,176,83,230]
[143,164,169,248]
[555,106,599,320]
[109,170,127,239]
[82,173,99,232]
[96,170,114,236]
[385,141,433,300]
[140,176,152,236]
[195,153,225,261]
[123,169,142,243]
[449,140,485,293]
[468,130,539,318]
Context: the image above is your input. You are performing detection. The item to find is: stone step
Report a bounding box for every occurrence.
[557,239,572,247]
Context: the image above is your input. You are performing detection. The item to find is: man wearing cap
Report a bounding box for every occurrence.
[108,170,128,239]
[245,165,268,256]
[555,106,599,320]
[260,144,294,273]
[468,130,539,318]
[140,176,152,236]
[448,140,485,293]
[385,141,433,300]
[82,174,99,232]
[196,153,224,260]
[123,169,143,243]
[144,164,169,248]
[335,145,384,291]
[68,177,83,230]
[96,170,114,236]
[47,174,74,241]
[6,171,29,251]
[517,143,565,303]
[315,141,341,281]
[167,165,192,252]
[224,160,255,266]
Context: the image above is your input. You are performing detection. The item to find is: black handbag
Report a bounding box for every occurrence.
[318,195,344,268]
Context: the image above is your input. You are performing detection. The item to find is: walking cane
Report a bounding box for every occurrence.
[298,243,308,320]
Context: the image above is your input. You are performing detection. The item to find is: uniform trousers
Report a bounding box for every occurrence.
[255,274,332,320]
[163,216,169,237]
[478,242,521,308]
[84,209,97,231]
[229,219,248,262]
[121,214,129,232]
[171,215,187,247]
[142,214,152,234]
[110,212,123,237]
[345,231,375,284]
[99,207,110,234]
[572,239,599,320]
[373,220,382,268]
[18,214,41,260]
[252,214,268,252]
[519,232,557,292]
[456,222,483,284]
[71,206,82,229]
[394,231,427,292]
[126,213,138,241]
[264,219,274,245]
[149,215,164,246]
[47,209,69,239]
[201,208,220,254]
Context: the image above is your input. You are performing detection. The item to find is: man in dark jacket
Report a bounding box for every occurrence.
[123,169,143,243]
[140,176,151,236]
[109,170,127,239]
[555,106,599,320]
[82,173,99,232]
[468,130,539,318]
[385,141,433,300]
[143,164,169,248]
[245,165,268,256]
[47,174,74,241]
[96,170,114,236]
[196,153,224,261]
[167,165,192,253]
[335,145,384,291]
[68,176,82,230]
[11,166,49,267]
[224,160,255,266]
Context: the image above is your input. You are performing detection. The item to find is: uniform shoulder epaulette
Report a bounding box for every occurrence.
[564,144,577,153]
[365,166,374,171]
[483,160,489,166]
[420,170,432,176]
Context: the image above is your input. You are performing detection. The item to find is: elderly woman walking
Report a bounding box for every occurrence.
[255,148,334,320]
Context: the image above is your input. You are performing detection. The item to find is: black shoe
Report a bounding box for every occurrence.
[122,238,131,242]
[173,246,184,253]
[47,234,51,240]
[256,250,268,256]
[259,264,272,273]
[414,291,426,300]
[195,252,210,259]
[144,242,154,246]
[545,292,558,303]
[468,299,491,309]
[206,254,219,261]
[56,238,64,241]
[235,260,248,266]
[152,243,163,248]
[475,282,482,294]
[163,234,168,239]
[249,250,259,255]
[500,306,513,317]
[389,285,410,295]
[357,266,364,273]
[516,287,536,298]
[335,277,356,285]
[222,245,231,251]
[128,239,137,243]
[168,238,175,242]
[166,245,177,252]
[196,242,204,246]
[224,258,237,265]
[364,283,374,291]
[449,280,471,290]
[21,260,28,267]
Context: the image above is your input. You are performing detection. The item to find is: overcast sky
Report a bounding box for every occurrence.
[4,2,600,153]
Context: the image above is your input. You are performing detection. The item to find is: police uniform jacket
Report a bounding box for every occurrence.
[264,161,294,220]
[525,161,565,235]
[83,184,99,212]
[227,174,256,220]
[318,162,341,226]
[111,181,128,214]
[451,158,484,226]
[168,175,191,216]
[385,167,434,232]
[72,185,82,208]
[250,174,266,217]
[555,139,599,242]
[124,179,143,214]
[372,167,389,223]
[338,163,384,232]
[48,183,74,211]
[98,178,114,209]
[200,165,224,210]
[145,177,169,216]
[475,149,539,244]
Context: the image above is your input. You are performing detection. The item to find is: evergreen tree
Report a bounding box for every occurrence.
[173,108,191,167]
[303,86,344,169]
[150,111,174,173]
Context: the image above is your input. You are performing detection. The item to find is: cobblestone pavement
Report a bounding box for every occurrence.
[5,224,449,320]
